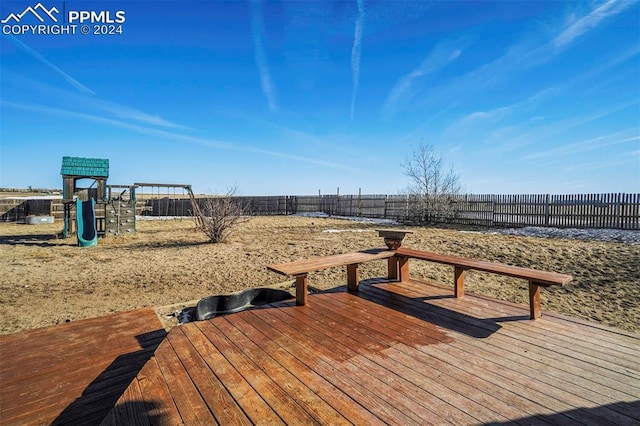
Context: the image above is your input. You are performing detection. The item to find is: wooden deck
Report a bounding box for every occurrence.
[0,307,166,425]
[105,279,640,425]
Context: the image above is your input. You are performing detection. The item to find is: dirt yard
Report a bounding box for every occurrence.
[0,216,638,335]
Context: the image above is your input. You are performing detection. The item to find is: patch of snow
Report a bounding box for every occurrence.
[293,212,399,226]
[485,226,639,245]
[294,211,330,218]
[136,215,193,220]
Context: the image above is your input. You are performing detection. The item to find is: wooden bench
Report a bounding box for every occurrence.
[267,248,396,305]
[267,246,572,320]
[392,247,573,319]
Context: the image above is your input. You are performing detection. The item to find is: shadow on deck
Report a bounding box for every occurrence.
[325,278,505,338]
[0,308,166,425]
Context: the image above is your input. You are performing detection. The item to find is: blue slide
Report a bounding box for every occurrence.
[76,198,98,247]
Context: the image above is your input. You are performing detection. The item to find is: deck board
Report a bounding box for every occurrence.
[260,306,445,424]
[61,279,640,424]
[165,328,251,425]
[153,338,218,425]
[306,292,555,424]
[0,307,165,425]
[195,319,323,424]
[234,312,386,426]
[241,309,414,425]
[388,280,640,396]
[179,324,284,425]
[6,277,637,425]
[213,316,351,425]
[362,279,640,422]
[258,311,428,424]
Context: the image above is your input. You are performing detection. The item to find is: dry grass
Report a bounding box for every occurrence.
[0,216,637,335]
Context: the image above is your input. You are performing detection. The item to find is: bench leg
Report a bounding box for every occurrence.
[296,274,308,306]
[398,257,410,282]
[454,267,465,298]
[347,264,359,292]
[387,257,399,280]
[529,281,541,319]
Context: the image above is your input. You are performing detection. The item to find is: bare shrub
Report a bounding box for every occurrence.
[194,188,245,243]
[402,143,462,224]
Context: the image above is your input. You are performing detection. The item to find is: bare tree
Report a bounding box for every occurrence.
[193,187,245,243]
[402,143,462,224]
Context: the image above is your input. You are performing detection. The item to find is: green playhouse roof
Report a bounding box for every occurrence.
[61,156,109,178]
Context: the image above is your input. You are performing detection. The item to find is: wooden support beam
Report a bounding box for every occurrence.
[398,257,410,283]
[529,281,541,319]
[454,267,465,298]
[133,182,191,188]
[296,274,308,306]
[347,264,359,292]
[63,177,75,202]
[97,179,106,201]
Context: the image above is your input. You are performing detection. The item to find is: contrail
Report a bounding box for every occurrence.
[382,40,461,117]
[350,0,365,120]
[554,0,634,48]
[4,34,95,95]
[249,0,278,112]
[2,100,359,172]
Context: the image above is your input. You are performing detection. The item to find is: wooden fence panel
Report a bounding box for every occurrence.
[10,193,632,228]
[0,199,54,222]
[136,193,639,230]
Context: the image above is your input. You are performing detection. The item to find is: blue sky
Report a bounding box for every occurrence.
[1,0,638,195]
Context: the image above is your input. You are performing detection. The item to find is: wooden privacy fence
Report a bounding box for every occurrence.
[0,199,55,222]
[142,193,640,230]
[2,193,638,229]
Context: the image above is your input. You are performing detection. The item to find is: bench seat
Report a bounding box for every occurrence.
[267,248,395,305]
[393,247,572,319]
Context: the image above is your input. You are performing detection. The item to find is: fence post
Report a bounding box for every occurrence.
[384,194,388,219]
[491,195,496,227]
[405,194,409,222]
[544,194,550,226]
[615,193,622,229]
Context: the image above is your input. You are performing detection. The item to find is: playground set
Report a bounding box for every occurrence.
[60,156,200,247]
